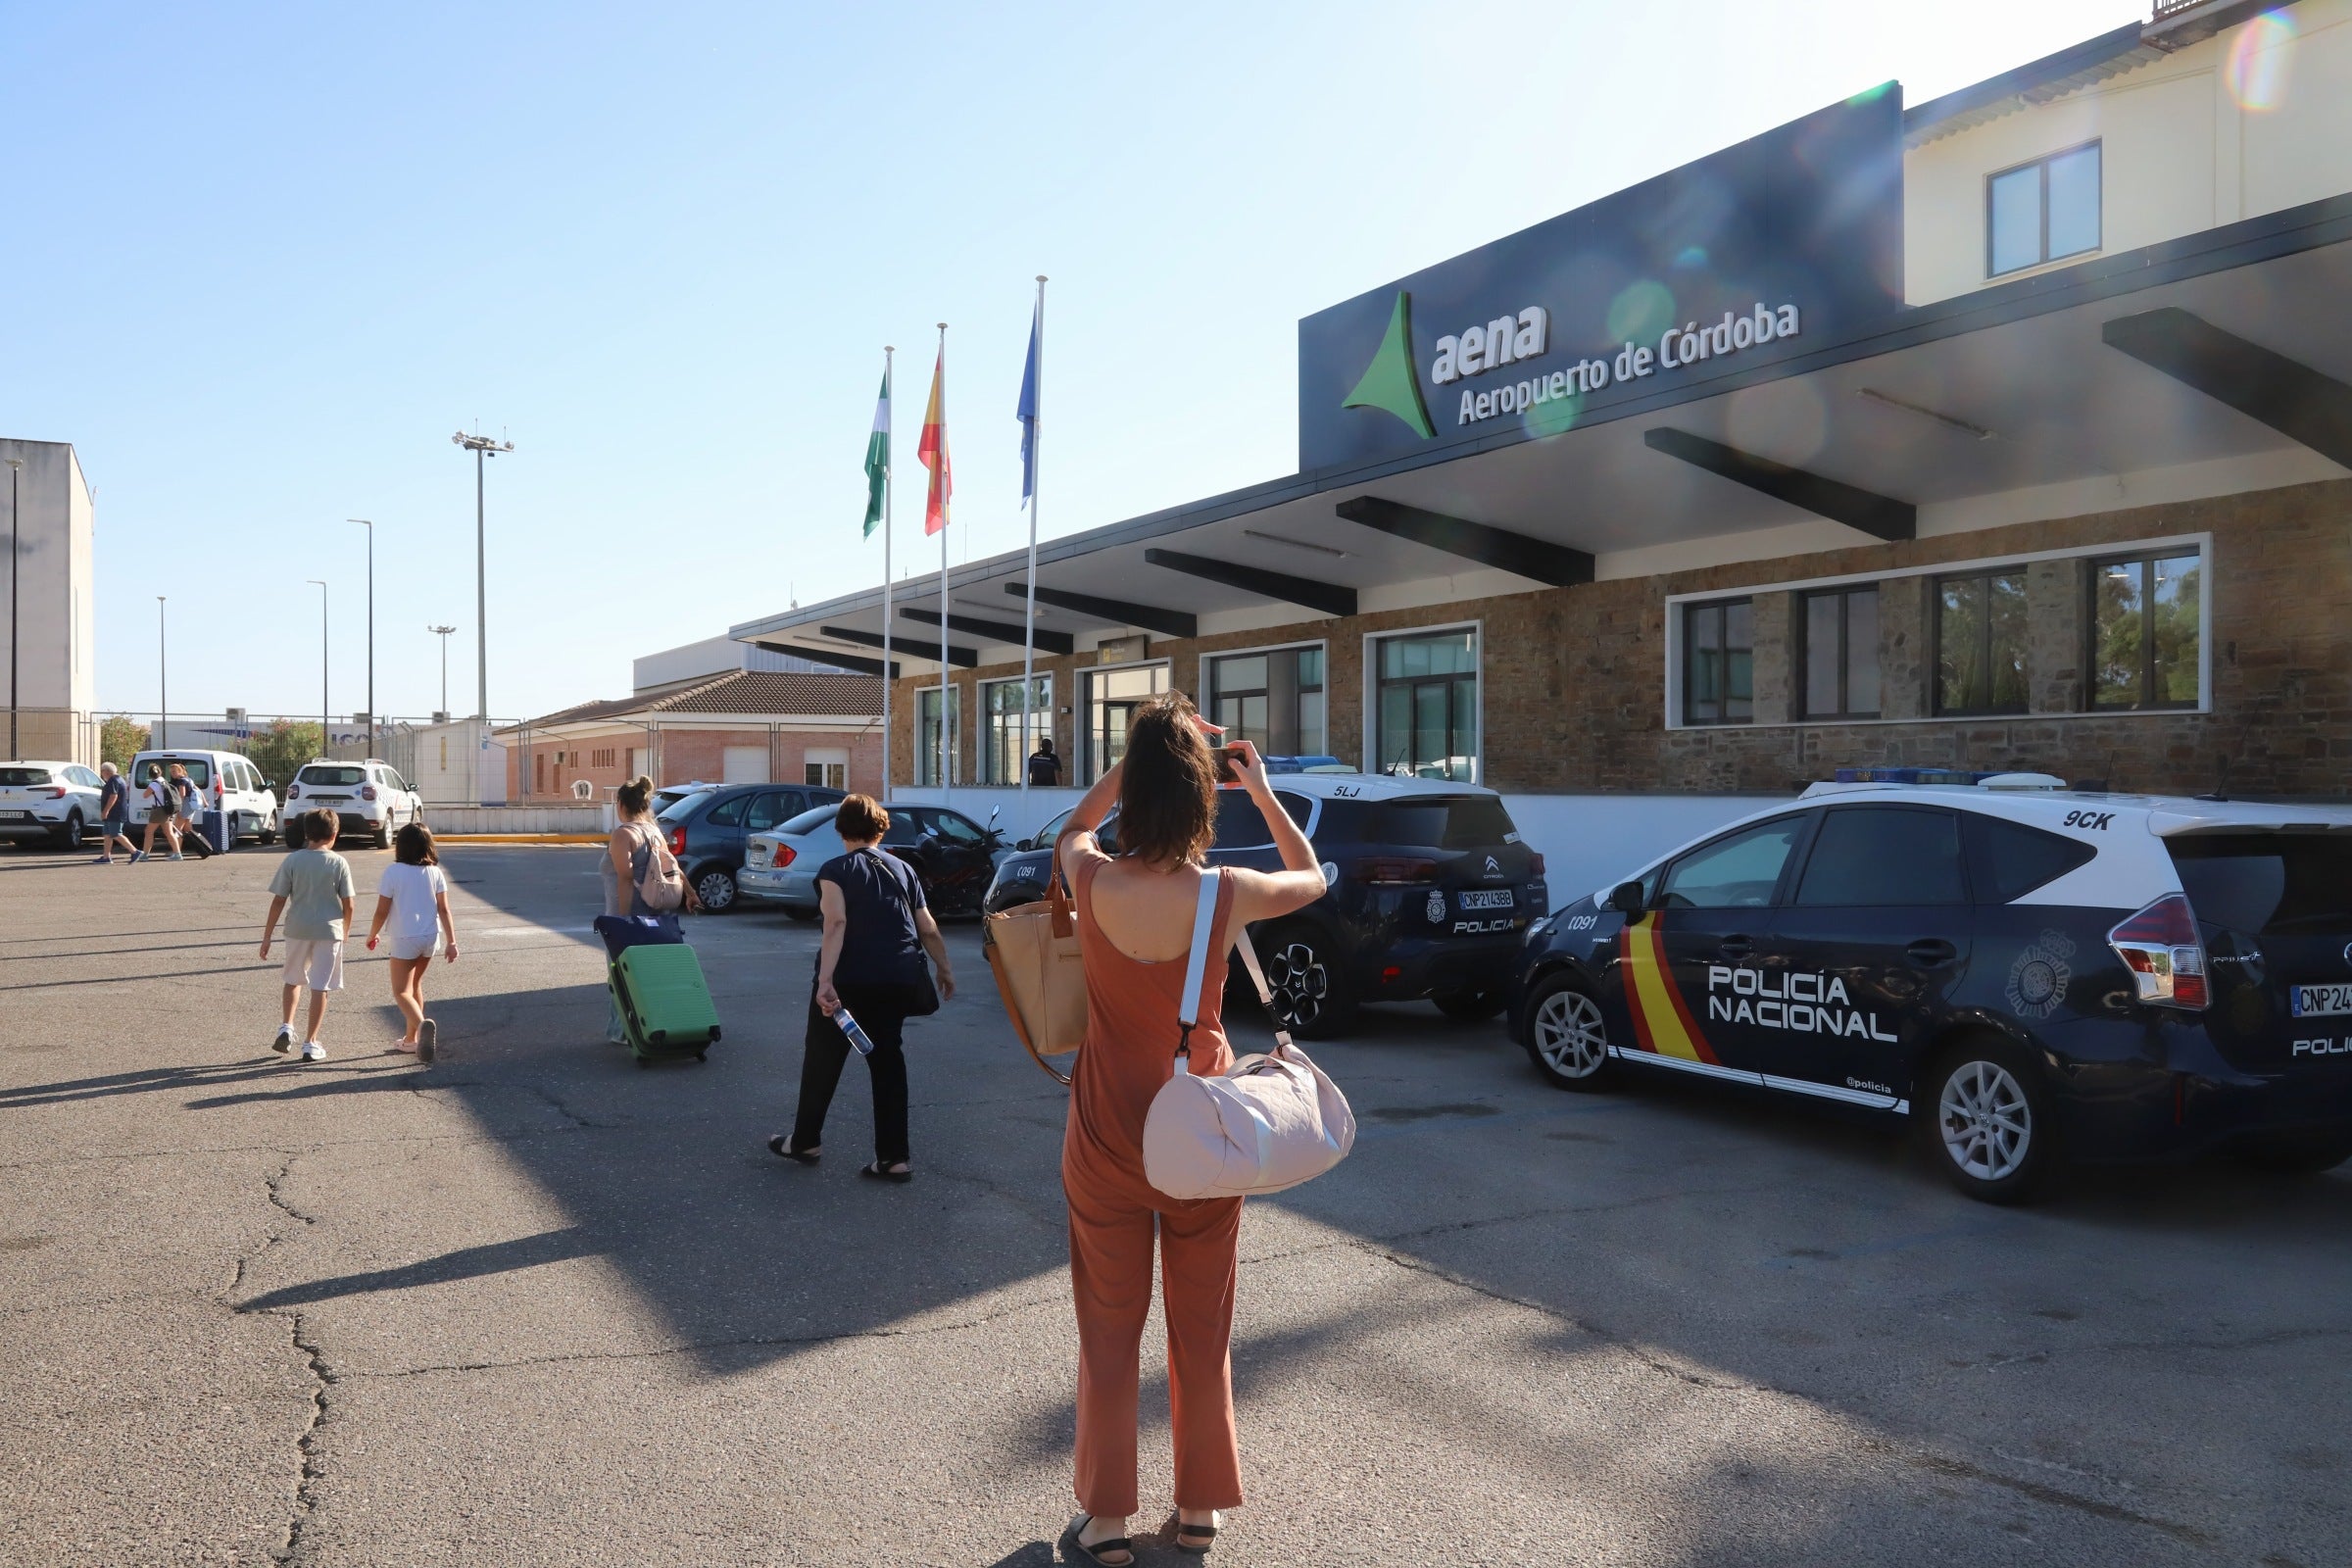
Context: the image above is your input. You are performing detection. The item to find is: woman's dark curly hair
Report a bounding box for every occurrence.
[1116,691,1217,867]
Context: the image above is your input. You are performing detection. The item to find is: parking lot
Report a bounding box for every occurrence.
[4,839,2350,1566]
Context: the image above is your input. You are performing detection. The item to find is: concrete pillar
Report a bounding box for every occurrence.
[2028,558,2084,713]
[1877,576,1928,720]
[1749,590,1796,725]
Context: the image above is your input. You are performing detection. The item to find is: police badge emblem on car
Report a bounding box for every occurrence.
[1426,890,1447,923]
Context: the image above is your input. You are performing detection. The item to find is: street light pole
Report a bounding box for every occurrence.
[307,580,328,755]
[428,625,457,719]
[6,456,22,760]
[451,431,514,724]
[156,597,168,751]
[350,520,373,750]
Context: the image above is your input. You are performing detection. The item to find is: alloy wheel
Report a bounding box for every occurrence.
[1938,1059,2033,1182]
[1533,988,1609,1079]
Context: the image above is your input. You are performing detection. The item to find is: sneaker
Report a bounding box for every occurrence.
[91,854,113,864]
[300,1042,326,1062]
[127,851,146,864]
[271,1026,294,1054]
[167,852,183,861]
[416,1018,438,1064]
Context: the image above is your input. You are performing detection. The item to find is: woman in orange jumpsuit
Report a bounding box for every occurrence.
[1054,695,1327,1565]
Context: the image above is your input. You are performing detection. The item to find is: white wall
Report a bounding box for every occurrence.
[413,719,506,806]
[632,635,841,692]
[1903,0,2352,306]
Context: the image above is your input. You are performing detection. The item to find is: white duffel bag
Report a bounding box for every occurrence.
[1142,868,1356,1200]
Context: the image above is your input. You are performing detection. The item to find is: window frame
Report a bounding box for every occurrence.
[1199,638,1329,760]
[2084,548,2203,713]
[975,672,1054,786]
[1985,139,2102,279]
[1679,597,1754,728]
[1362,620,1484,783]
[1652,811,1817,911]
[1932,565,2033,718]
[1797,584,1882,721]
[1078,659,1171,784]
[913,683,962,788]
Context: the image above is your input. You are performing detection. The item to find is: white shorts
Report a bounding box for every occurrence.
[384,931,438,962]
[280,939,345,992]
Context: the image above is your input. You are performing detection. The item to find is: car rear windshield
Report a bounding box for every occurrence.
[298,765,366,787]
[0,767,53,786]
[1210,791,1311,850]
[779,806,837,836]
[2170,832,2352,935]
[1364,796,1517,851]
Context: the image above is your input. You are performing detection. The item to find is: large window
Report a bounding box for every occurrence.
[1936,569,2029,716]
[1682,600,1752,726]
[1207,646,1325,758]
[1374,628,1478,781]
[1988,141,2100,278]
[979,675,1052,785]
[1082,663,1168,783]
[914,685,960,787]
[2089,551,2200,710]
[1801,586,1880,720]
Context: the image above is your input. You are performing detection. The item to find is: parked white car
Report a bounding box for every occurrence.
[0,760,106,848]
[126,749,281,845]
[283,760,423,849]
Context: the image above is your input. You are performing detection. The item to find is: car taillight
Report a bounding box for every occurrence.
[212,780,222,799]
[360,784,377,802]
[773,845,796,869]
[2109,893,2207,1010]
[287,783,300,799]
[669,826,687,857]
[1359,857,1440,885]
[1529,851,1545,877]
[46,787,66,800]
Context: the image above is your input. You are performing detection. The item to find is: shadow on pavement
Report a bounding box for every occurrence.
[239,1227,598,1310]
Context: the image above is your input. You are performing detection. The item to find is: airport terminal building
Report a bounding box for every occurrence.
[733,0,2352,875]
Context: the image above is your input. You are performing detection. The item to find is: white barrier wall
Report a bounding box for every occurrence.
[425,804,613,835]
[893,784,1782,898]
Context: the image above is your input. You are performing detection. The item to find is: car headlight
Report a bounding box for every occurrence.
[1523,915,1552,946]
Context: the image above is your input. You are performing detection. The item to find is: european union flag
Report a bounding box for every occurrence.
[1016,299,1041,503]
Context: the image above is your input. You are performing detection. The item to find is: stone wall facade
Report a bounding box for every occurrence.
[888,478,2352,801]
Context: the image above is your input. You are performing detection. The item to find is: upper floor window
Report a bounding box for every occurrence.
[1800,585,1881,720]
[1682,599,1752,726]
[2089,551,2201,710]
[1988,141,2100,278]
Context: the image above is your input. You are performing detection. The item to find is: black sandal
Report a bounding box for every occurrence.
[767,1136,819,1164]
[1174,1514,1218,1555]
[858,1159,913,1183]
[1068,1514,1133,1567]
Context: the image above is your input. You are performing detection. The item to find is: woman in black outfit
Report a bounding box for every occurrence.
[771,795,956,1181]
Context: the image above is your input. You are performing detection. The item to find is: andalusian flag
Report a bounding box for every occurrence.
[861,365,890,537]
[918,342,951,536]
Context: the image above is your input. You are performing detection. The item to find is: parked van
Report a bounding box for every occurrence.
[126,749,281,846]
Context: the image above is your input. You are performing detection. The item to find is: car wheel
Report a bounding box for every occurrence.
[694,866,738,912]
[1259,923,1354,1039]
[371,819,391,850]
[1432,986,1506,1022]
[1920,1037,2059,1204]
[1520,974,1616,1090]
[52,810,85,850]
[2232,1132,2352,1176]
[284,828,303,850]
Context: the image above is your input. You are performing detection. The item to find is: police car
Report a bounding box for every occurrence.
[1508,774,2352,1202]
[984,770,1544,1037]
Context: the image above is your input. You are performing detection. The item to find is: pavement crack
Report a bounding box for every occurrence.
[221,1154,336,1566]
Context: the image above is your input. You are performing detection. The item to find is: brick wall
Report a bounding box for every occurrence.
[888,478,2352,800]
[508,725,886,802]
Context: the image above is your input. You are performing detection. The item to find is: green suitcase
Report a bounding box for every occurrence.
[610,943,721,1064]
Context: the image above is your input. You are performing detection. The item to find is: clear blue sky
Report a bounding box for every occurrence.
[4,0,2142,724]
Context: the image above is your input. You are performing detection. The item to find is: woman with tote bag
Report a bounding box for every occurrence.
[1054,694,1326,1566]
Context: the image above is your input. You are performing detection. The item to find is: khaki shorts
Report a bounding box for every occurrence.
[280,939,345,993]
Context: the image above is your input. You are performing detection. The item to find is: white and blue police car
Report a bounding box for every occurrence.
[1507,773,2352,1202]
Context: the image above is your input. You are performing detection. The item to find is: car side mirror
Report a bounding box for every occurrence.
[1014,837,1034,852]
[1606,880,1647,915]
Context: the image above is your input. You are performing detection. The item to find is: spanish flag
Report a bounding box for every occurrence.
[918,341,951,536]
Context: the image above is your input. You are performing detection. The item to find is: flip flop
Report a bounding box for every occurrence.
[1067,1514,1133,1568]
[858,1159,913,1184]
[768,1136,819,1164]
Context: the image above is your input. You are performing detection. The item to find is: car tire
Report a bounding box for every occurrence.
[371,820,391,850]
[694,865,738,913]
[284,828,303,850]
[1918,1036,2060,1204]
[2232,1132,2352,1176]
[1432,986,1506,1022]
[1520,974,1616,1090]
[1259,922,1354,1040]
[52,809,85,850]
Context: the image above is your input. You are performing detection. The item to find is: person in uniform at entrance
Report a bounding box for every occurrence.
[1028,735,1062,787]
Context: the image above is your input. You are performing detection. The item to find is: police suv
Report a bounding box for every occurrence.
[1508,775,2352,1202]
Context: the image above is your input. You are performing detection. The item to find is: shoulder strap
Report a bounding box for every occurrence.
[1175,868,1222,1058]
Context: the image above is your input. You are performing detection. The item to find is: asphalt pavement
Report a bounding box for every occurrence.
[3,838,2349,1566]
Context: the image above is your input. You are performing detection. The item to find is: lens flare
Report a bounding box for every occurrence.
[1522,388,1581,441]
[2226,12,2294,112]
[1672,245,1709,270]
[1605,279,1675,345]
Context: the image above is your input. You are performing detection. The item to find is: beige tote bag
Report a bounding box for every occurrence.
[983,872,1087,1085]
[1142,869,1356,1200]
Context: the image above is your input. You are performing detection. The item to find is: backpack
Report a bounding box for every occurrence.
[632,822,687,912]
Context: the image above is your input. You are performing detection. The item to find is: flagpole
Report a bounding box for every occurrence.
[937,321,951,808]
[1022,276,1045,802]
[881,345,894,799]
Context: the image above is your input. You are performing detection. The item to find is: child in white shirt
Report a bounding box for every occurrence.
[364,823,458,1061]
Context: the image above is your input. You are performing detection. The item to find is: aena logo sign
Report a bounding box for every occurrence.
[1342,290,1803,439]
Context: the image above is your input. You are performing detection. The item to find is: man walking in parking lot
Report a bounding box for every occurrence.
[259,809,355,1061]
[92,762,136,864]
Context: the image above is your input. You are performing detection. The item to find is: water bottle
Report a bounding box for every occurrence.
[832,1004,877,1056]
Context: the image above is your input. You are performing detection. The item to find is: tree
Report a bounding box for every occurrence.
[247,720,324,798]
[99,715,149,773]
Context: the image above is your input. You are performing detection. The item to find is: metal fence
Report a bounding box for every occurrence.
[89,712,517,801]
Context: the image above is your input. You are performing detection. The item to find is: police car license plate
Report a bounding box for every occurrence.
[1459,890,1514,910]
[2291,983,2352,1018]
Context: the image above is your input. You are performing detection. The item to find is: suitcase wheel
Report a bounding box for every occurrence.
[709,1026,721,1043]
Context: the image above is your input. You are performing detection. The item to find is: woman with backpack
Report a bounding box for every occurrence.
[1053,695,1326,1566]
[600,775,699,1041]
